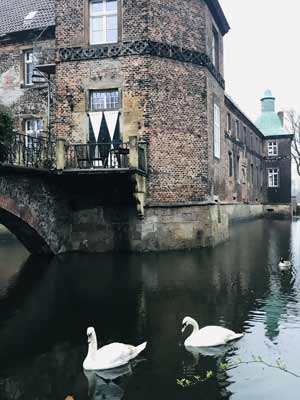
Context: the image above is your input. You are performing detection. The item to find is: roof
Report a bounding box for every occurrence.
[0,0,55,36]
[0,0,229,38]
[205,0,230,36]
[225,94,265,139]
[255,90,290,137]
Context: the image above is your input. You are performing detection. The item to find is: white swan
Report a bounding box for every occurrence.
[182,317,243,347]
[278,257,291,269]
[83,327,147,370]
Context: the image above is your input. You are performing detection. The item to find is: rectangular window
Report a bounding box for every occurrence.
[243,126,246,143]
[229,152,233,177]
[212,28,219,70]
[236,155,240,181]
[24,50,34,85]
[226,113,231,133]
[251,163,254,184]
[268,141,278,156]
[25,118,43,147]
[90,89,120,110]
[90,0,118,45]
[214,103,221,159]
[268,168,279,187]
[235,120,240,140]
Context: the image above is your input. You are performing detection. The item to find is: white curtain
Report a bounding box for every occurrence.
[88,112,103,142]
[104,111,119,142]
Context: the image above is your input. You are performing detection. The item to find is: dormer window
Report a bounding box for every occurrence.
[90,0,118,45]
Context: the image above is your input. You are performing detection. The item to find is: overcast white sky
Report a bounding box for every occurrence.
[219,0,300,122]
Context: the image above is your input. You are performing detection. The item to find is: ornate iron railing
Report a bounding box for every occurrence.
[0,132,56,169]
[0,134,148,173]
[65,142,130,170]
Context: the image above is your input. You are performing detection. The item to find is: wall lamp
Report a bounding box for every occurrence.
[66,87,74,111]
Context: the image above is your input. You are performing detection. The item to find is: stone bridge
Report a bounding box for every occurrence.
[0,172,70,254]
[0,136,147,255]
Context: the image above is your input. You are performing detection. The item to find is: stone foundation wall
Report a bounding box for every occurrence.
[264,204,292,220]
[221,203,264,224]
[69,203,229,253]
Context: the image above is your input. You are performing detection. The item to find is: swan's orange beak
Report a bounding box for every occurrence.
[181,323,187,333]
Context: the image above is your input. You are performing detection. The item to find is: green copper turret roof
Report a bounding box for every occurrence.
[255,90,289,137]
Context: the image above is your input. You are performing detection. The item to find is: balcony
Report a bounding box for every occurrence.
[0,133,147,175]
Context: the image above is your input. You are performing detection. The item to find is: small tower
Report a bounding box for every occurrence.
[256,90,293,214]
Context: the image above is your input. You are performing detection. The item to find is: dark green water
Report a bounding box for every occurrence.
[0,219,300,400]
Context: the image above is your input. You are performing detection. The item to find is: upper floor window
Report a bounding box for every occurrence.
[235,120,240,140]
[90,0,118,45]
[268,141,278,156]
[214,103,221,159]
[24,50,34,85]
[90,89,120,111]
[228,152,233,177]
[212,28,219,70]
[243,126,246,143]
[268,168,279,187]
[226,113,231,133]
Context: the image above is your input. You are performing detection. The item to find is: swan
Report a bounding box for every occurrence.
[278,257,291,269]
[83,327,147,370]
[182,317,243,347]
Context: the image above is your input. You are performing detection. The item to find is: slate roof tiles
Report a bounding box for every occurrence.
[0,0,55,36]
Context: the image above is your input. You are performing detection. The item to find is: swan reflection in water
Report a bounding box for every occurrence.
[84,361,143,400]
[183,343,236,376]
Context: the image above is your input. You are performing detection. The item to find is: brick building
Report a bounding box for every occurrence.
[0,0,293,252]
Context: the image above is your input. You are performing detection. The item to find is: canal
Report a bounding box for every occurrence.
[0,219,300,399]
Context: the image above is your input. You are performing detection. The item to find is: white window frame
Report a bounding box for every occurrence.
[268,141,278,156]
[90,89,120,111]
[24,50,34,86]
[214,103,221,159]
[89,0,118,45]
[25,118,43,147]
[268,168,279,188]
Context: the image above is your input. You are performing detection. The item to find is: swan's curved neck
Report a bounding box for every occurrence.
[189,319,199,333]
[87,332,98,360]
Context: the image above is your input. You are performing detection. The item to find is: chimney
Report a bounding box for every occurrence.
[278,111,284,127]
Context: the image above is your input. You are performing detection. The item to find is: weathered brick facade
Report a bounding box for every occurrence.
[55,0,228,205]
[0,0,293,253]
[0,29,55,134]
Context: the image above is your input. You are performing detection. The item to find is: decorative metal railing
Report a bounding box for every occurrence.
[0,133,56,169]
[65,142,130,170]
[0,134,148,174]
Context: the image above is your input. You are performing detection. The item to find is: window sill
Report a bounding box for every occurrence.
[89,41,119,47]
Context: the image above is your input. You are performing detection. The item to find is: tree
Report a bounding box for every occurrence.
[0,105,14,163]
[286,110,300,177]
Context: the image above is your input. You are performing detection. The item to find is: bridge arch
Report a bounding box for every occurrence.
[0,196,53,254]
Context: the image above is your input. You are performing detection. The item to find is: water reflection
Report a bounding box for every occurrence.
[0,220,299,399]
[84,363,140,400]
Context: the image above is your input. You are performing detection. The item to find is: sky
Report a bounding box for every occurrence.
[219,0,300,122]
